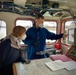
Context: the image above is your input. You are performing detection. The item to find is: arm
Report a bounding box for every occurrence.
[23,29,35,45]
[46,30,63,40]
[19,50,31,64]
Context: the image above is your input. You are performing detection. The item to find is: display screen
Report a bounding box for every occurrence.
[70,49,76,57]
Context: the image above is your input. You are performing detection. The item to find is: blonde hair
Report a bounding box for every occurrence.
[12,26,26,37]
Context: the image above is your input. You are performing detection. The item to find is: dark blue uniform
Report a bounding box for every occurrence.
[23,27,63,60]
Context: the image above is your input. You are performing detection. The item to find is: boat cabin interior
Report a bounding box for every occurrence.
[0,0,76,75]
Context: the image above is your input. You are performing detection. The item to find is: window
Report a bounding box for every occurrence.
[16,19,33,44]
[43,21,57,43]
[64,20,75,44]
[16,20,33,30]
[0,20,6,39]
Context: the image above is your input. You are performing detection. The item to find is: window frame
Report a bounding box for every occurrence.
[61,18,74,46]
[15,18,34,26]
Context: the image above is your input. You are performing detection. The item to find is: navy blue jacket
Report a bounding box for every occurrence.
[23,27,63,59]
[0,39,25,75]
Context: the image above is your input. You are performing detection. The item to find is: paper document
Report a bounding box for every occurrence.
[64,61,76,70]
[45,60,64,71]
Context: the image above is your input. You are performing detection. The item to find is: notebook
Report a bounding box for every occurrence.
[50,55,72,62]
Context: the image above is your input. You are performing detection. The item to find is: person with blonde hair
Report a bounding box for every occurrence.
[0,26,30,75]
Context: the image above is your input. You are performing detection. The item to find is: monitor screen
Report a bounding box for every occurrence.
[68,28,74,45]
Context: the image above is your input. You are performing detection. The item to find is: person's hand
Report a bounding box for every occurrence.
[22,59,31,64]
[63,34,68,40]
[25,59,31,64]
